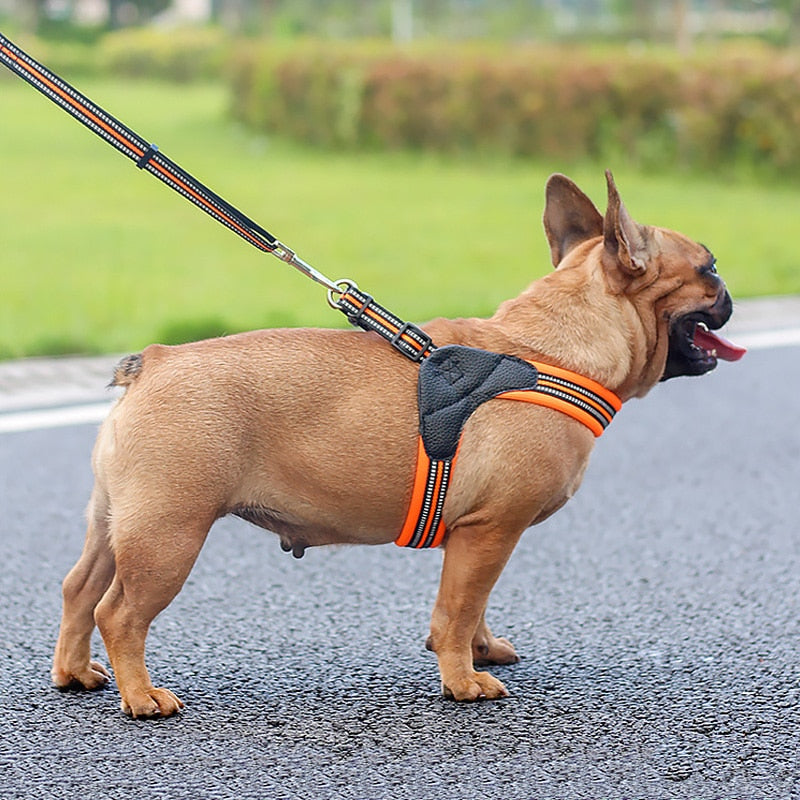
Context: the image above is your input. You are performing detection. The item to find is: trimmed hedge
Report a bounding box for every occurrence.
[229,42,800,177]
[0,27,230,82]
[6,32,800,177]
[100,27,230,81]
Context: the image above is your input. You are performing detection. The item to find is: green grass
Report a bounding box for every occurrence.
[1,78,798,360]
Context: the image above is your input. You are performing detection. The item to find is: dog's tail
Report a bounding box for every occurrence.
[109,353,143,388]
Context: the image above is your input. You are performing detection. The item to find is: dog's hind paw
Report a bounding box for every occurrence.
[472,635,520,666]
[442,670,510,702]
[52,660,111,692]
[121,687,184,719]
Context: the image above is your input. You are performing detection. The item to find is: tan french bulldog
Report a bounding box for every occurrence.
[52,171,743,718]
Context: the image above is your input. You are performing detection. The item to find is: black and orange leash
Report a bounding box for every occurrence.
[0,32,434,363]
[1,33,621,549]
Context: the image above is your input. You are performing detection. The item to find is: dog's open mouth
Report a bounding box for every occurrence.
[662,314,746,380]
[691,319,746,364]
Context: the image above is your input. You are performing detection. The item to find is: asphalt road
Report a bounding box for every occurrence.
[1,343,798,799]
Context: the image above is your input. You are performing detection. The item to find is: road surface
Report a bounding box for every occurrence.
[1,332,798,798]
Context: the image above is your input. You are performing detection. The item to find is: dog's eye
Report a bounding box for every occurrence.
[699,260,717,276]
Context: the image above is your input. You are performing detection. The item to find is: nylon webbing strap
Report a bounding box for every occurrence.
[337,285,435,362]
[497,361,621,438]
[0,32,442,362]
[0,33,281,257]
[0,32,438,358]
[395,439,453,549]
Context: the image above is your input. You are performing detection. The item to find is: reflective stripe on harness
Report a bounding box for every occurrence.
[396,359,622,549]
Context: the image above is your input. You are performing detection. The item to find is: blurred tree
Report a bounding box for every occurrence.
[10,0,794,43]
[15,0,48,31]
[106,0,172,28]
[610,0,658,38]
[774,0,800,43]
[674,0,690,52]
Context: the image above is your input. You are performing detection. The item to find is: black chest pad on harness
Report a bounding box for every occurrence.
[418,345,540,461]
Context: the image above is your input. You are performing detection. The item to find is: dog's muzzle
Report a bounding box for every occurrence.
[661,289,745,381]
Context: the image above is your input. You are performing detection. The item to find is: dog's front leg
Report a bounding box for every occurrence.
[428,524,523,701]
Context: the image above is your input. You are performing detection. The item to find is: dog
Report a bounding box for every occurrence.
[51,171,743,718]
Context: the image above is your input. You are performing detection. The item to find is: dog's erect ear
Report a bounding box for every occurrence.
[603,170,650,276]
[543,174,604,267]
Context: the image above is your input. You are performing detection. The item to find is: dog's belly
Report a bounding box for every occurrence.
[230,504,288,532]
[228,501,389,557]
[229,504,312,557]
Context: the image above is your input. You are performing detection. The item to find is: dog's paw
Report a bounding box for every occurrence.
[121,687,184,719]
[472,635,520,666]
[52,660,111,692]
[442,670,510,702]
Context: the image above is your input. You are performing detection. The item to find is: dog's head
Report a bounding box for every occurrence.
[543,170,744,389]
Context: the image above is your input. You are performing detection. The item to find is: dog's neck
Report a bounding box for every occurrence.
[429,257,666,402]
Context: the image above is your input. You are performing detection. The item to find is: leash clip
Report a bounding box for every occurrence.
[270,240,341,293]
[271,241,297,264]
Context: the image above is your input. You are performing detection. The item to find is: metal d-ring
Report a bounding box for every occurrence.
[327,278,358,309]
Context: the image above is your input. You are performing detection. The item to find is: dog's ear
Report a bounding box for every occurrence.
[543,174,604,267]
[603,170,649,276]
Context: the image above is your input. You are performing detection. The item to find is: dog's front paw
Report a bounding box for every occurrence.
[442,670,510,702]
[52,659,111,692]
[121,687,184,719]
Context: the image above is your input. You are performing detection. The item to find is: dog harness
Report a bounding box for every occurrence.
[394,345,622,549]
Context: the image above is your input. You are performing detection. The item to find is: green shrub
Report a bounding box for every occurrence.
[228,41,800,178]
[0,28,230,82]
[99,27,230,82]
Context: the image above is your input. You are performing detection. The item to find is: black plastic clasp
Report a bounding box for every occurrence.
[136,142,159,169]
[345,292,375,327]
[391,322,433,362]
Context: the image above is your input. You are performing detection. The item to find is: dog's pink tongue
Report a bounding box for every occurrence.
[694,326,747,361]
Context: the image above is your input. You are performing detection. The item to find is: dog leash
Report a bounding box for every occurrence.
[2,33,622,550]
[0,32,434,363]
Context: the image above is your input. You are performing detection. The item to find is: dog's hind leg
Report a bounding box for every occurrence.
[471,610,520,667]
[52,486,115,691]
[93,509,214,718]
[428,523,524,701]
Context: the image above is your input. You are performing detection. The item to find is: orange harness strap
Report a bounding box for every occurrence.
[395,361,621,549]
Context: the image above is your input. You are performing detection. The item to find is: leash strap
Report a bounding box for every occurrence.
[0,32,439,363]
[0,33,364,300]
[336,284,435,362]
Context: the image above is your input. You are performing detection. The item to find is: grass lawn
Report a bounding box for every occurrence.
[1,78,798,359]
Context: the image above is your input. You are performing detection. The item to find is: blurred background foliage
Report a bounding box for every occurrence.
[4,1,800,179]
[1,1,799,357]
[5,1,800,46]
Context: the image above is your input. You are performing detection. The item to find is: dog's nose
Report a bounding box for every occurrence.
[712,289,733,327]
